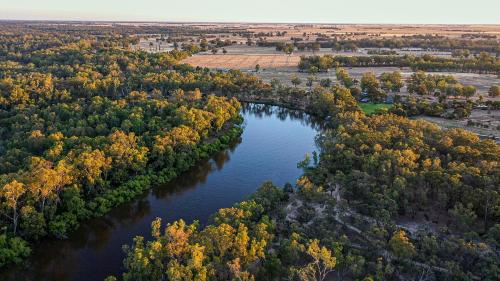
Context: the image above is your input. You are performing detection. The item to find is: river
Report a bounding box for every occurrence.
[2,104,322,281]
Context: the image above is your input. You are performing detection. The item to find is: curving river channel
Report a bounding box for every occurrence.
[2,104,323,281]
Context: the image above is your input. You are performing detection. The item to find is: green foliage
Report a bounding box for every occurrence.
[361,72,386,102]
[358,103,392,115]
[389,230,416,259]
[488,85,500,97]
[449,203,478,232]
[299,53,499,74]
[20,206,46,240]
[2,24,500,279]
[0,234,31,267]
[0,27,246,268]
[121,182,280,281]
[379,71,403,92]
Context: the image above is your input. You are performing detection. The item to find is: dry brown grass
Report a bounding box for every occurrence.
[247,24,500,40]
[182,54,301,69]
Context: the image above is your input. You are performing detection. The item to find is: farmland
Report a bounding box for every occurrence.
[183,53,301,69]
[0,19,499,281]
[174,24,500,145]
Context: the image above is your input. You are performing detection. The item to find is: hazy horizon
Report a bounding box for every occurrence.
[1,0,499,24]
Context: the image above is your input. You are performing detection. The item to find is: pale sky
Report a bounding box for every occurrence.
[1,0,499,24]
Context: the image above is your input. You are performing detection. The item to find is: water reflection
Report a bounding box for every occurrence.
[2,104,320,281]
[152,141,239,199]
[241,103,324,130]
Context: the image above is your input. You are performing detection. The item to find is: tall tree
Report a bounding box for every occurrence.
[0,180,26,234]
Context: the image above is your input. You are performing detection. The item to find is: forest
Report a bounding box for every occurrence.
[0,23,499,281]
[112,85,500,281]
[0,25,252,266]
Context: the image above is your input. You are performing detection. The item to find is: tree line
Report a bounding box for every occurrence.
[1,24,498,279]
[0,28,256,267]
[298,53,499,74]
[257,35,500,54]
[114,82,499,280]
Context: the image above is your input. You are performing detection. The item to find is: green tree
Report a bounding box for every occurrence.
[463,85,476,99]
[20,206,46,240]
[306,76,316,90]
[291,74,302,88]
[488,85,499,97]
[283,43,295,55]
[0,234,31,266]
[389,230,416,259]
[106,130,148,178]
[361,72,385,102]
[449,203,477,232]
[0,180,26,234]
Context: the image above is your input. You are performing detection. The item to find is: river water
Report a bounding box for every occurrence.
[2,104,322,281]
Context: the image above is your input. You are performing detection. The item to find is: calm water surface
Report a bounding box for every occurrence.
[2,104,321,281]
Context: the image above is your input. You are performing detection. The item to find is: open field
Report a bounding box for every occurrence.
[181,46,454,69]
[189,45,453,57]
[183,53,301,69]
[245,24,500,39]
[417,109,500,142]
[131,23,500,43]
[240,67,500,97]
[154,22,500,141]
[0,19,499,281]
[359,103,393,114]
[131,37,175,52]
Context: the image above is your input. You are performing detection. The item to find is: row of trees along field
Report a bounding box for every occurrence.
[0,26,271,267]
[112,85,499,281]
[298,53,499,74]
[257,35,500,54]
[354,69,491,115]
[303,67,497,120]
[1,24,499,279]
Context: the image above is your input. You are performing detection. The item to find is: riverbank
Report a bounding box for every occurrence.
[0,119,243,269]
[2,105,321,281]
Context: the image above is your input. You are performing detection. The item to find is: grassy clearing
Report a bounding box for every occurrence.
[359,103,392,114]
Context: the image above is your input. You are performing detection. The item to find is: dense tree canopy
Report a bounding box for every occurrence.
[0,26,247,266]
[117,81,500,280]
[1,23,499,280]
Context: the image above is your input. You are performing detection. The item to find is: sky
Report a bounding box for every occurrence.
[1,0,499,24]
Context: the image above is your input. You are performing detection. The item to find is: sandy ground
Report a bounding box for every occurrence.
[130,23,499,56]
[131,38,175,52]
[134,24,500,140]
[417,109,500,142]
[200,45,451,57]
[242,67,499,95]
[181,45,498,94]
[181,45,453,69]
[183,53,301,69]
[245,24,500,39]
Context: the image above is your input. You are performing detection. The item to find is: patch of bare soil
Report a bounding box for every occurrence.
[417,109,500,143]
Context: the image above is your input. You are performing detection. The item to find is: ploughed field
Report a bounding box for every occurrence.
[180,45,497,95]
[182,53,301,69]
[181,45,454,70]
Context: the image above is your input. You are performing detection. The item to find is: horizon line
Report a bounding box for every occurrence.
[1,18,499,26]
